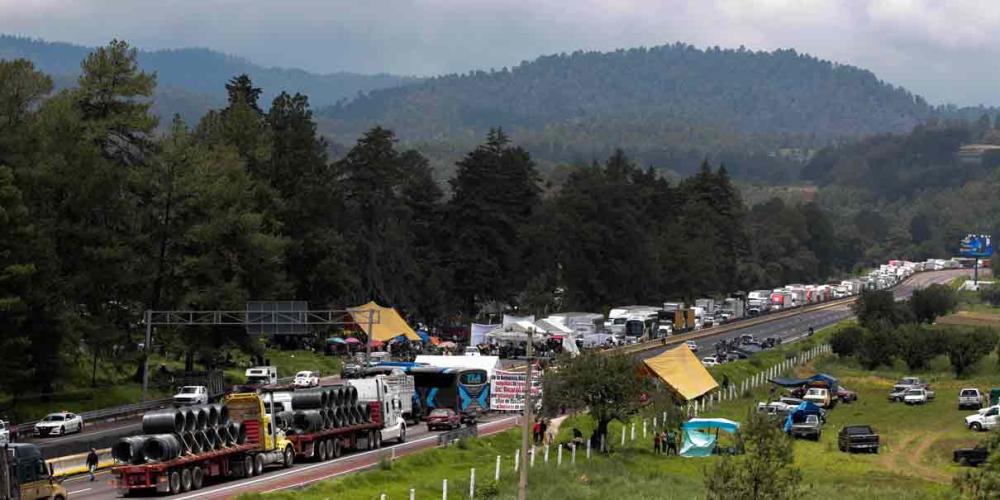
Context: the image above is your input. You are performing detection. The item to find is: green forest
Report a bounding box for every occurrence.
[0,41,868,399]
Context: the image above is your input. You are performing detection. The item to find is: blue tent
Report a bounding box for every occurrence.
[783,401,825,433]
[680,418,740,457]
[416,329,431,343]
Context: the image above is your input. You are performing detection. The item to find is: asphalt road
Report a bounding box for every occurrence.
[64,415,519,500]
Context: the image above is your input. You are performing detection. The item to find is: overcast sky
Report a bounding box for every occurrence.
[1,0,997,106]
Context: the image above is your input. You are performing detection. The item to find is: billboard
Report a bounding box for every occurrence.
[959,234,993,258]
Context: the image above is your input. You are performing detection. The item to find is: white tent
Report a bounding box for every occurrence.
[414,355,502,380]
[485,321,552,342]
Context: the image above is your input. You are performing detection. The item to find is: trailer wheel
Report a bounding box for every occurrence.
[318,440,329,461]
[192,467,204,490]
[325,439,335,461]
[168,471,182,494]
[243,455,254,478]
[253,454,265,476]
[283,445,294,468]
[333,438,342,458]
[368,430,376,450]
[180,468,193,492]
[374,431,382,449]
[398,423,406,444]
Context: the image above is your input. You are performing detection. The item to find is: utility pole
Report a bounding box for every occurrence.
[518,328,534,500]
[365,309,375,365]
[141,310,152,402]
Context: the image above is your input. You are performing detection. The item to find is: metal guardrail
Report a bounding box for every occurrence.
[13,397,174,435]
[438,424,479,445]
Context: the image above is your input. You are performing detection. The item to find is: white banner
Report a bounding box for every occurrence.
[470,323,498,346]
[491,369,543,412]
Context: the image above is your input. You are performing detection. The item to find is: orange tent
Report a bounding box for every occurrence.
[348,302,421,342]
[642,343,718,401]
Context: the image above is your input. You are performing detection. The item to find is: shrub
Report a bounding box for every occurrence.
[981,284,1000,307]
[856,327,900,370]
[910,284,957,323]
[944,327,997,378]
[830,325,865,357]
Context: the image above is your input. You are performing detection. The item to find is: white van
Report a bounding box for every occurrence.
[245,366,278,385]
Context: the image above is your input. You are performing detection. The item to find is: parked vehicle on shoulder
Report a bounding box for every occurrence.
[293,371,320,388]
[790,414,822,440]
[803,387,832,408]
[966,405,1000,431]
[904,388,929,405]
[959,388,984,410]
[838,425,879,453]
[701,356,719,367]
[686,340,699,353]
[427,408,461,431]
[836,386,858,403]
[173,385,210,405]
[954,445,990,467]
[33,412,83,437]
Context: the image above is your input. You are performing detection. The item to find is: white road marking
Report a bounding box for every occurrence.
[69,488,93,494]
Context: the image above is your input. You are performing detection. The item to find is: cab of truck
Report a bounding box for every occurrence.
[5,443,68,500]
[245,366,278,386]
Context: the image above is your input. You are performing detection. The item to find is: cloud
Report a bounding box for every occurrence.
[0,0,996,105]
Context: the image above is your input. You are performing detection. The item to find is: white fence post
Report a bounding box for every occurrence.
[653,417,657,428]
[514,450,519,472]
[381,494,386,500]
[411,488,416,500]
[586,439,591,460]
[643,420,647,439]
[470,468,476,499]
[544,444,549,463]
[631,422,636,441]
[495,455,501,481]
[530,445,535,468]
[558,444,563,466]
[621,426,626,446]
[442,478,448,500]
[572,444,577,464]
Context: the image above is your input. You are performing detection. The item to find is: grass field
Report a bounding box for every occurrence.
[247,322,1000,500]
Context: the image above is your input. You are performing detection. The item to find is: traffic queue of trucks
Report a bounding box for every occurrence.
[112,369,412,496]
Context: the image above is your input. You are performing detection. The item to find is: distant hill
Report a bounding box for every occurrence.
[317,44,936,175]
[0,35,417,124]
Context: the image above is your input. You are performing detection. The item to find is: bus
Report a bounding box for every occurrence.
[366,365,490,421]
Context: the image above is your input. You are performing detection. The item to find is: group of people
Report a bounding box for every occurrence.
[652,428,680,455]
[532,418,552,444]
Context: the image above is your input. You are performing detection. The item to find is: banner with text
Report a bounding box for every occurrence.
[491,369,543,412]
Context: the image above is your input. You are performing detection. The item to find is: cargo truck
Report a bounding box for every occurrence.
[2,443,68,500]
[113,392,294,496]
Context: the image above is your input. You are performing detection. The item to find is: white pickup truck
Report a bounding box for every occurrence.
[966,405,1000,431]
[173,385,210,405]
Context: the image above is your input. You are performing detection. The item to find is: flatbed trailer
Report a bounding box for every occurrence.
[287,402,384,461]
[113,393,295,496]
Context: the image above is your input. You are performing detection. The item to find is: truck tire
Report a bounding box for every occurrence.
[283,445,294,468]
[192,467,204,490]
[374,431,382,449]
[253,454,265,476]
[168,471,182,494]
[181,468,192,492]
[317,440,329,461]
[333,439,342,458]
[973,422,983,432]
[243,455,254,478]
[398,423,407,444]
[325,439,335,460]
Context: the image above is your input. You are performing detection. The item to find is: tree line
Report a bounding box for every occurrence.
[0,41,853,398]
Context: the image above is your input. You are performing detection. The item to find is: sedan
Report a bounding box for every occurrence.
[34,412,83,437]
[293,371,320,388]
[427,409,462,431]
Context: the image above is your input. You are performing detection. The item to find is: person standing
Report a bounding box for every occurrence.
[653,431,662,454]
[666,428,678,455]
[86,448,99,481]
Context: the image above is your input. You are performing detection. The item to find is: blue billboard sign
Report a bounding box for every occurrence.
[960,234,993,258]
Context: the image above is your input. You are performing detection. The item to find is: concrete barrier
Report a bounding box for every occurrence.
[47,448,114,478]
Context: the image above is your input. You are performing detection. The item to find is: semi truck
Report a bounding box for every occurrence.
[113,392,294,496]
[2,443,68,500]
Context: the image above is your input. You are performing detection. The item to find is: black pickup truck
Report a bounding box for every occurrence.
[954,446,989,467]
[838,425,879,453]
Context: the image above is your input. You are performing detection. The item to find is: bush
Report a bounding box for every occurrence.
[944,328,997,378]
[378,455,393,470]
[981,284,1000,307]
[830,326,865,357]
[910,284,957,323]
[856,327,900,370]
[476,479,500,499]
[896,324,942,371]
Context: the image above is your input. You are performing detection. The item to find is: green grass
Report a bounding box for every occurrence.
[260,349,343,380]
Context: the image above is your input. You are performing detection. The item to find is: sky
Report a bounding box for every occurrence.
[1,0,998,106]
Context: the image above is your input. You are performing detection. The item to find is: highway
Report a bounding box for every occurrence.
[63,415,519,500]
[39,269,968,498]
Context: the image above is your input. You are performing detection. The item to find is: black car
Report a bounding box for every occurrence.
[954,446,989,467]
[838,425,879,453]
[339,363,363,379]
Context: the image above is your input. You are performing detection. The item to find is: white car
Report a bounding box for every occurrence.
[34,412,83,437]
[686,341,699,353]
[903,388,928,405]
[293,371,320,388]
[701,356,719,367]
[173,386,209,405]
[967,405,1000,431]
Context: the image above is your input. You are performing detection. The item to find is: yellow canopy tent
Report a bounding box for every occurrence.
[642,343,718,401]
[348,302,422,342]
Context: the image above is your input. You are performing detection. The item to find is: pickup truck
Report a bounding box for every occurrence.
[838,425,879,453]
[790,414,822,440]
[966,405,1000,431]
[904,388,930,405]
[173,385,210,405]
[960,388,984,410]
[954,445,989,467]
[889,383,935,402]
[803,387,832,408]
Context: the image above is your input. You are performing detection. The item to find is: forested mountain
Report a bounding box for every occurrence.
[318,43,933,175]
[0,35,415,123]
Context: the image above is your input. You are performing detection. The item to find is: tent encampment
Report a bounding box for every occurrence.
[348,302,422,342]
[783,401,825,433]
[769,373,839,393]
[413,355,502,380]
[642,344,719,401]
[680,418,740,457]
